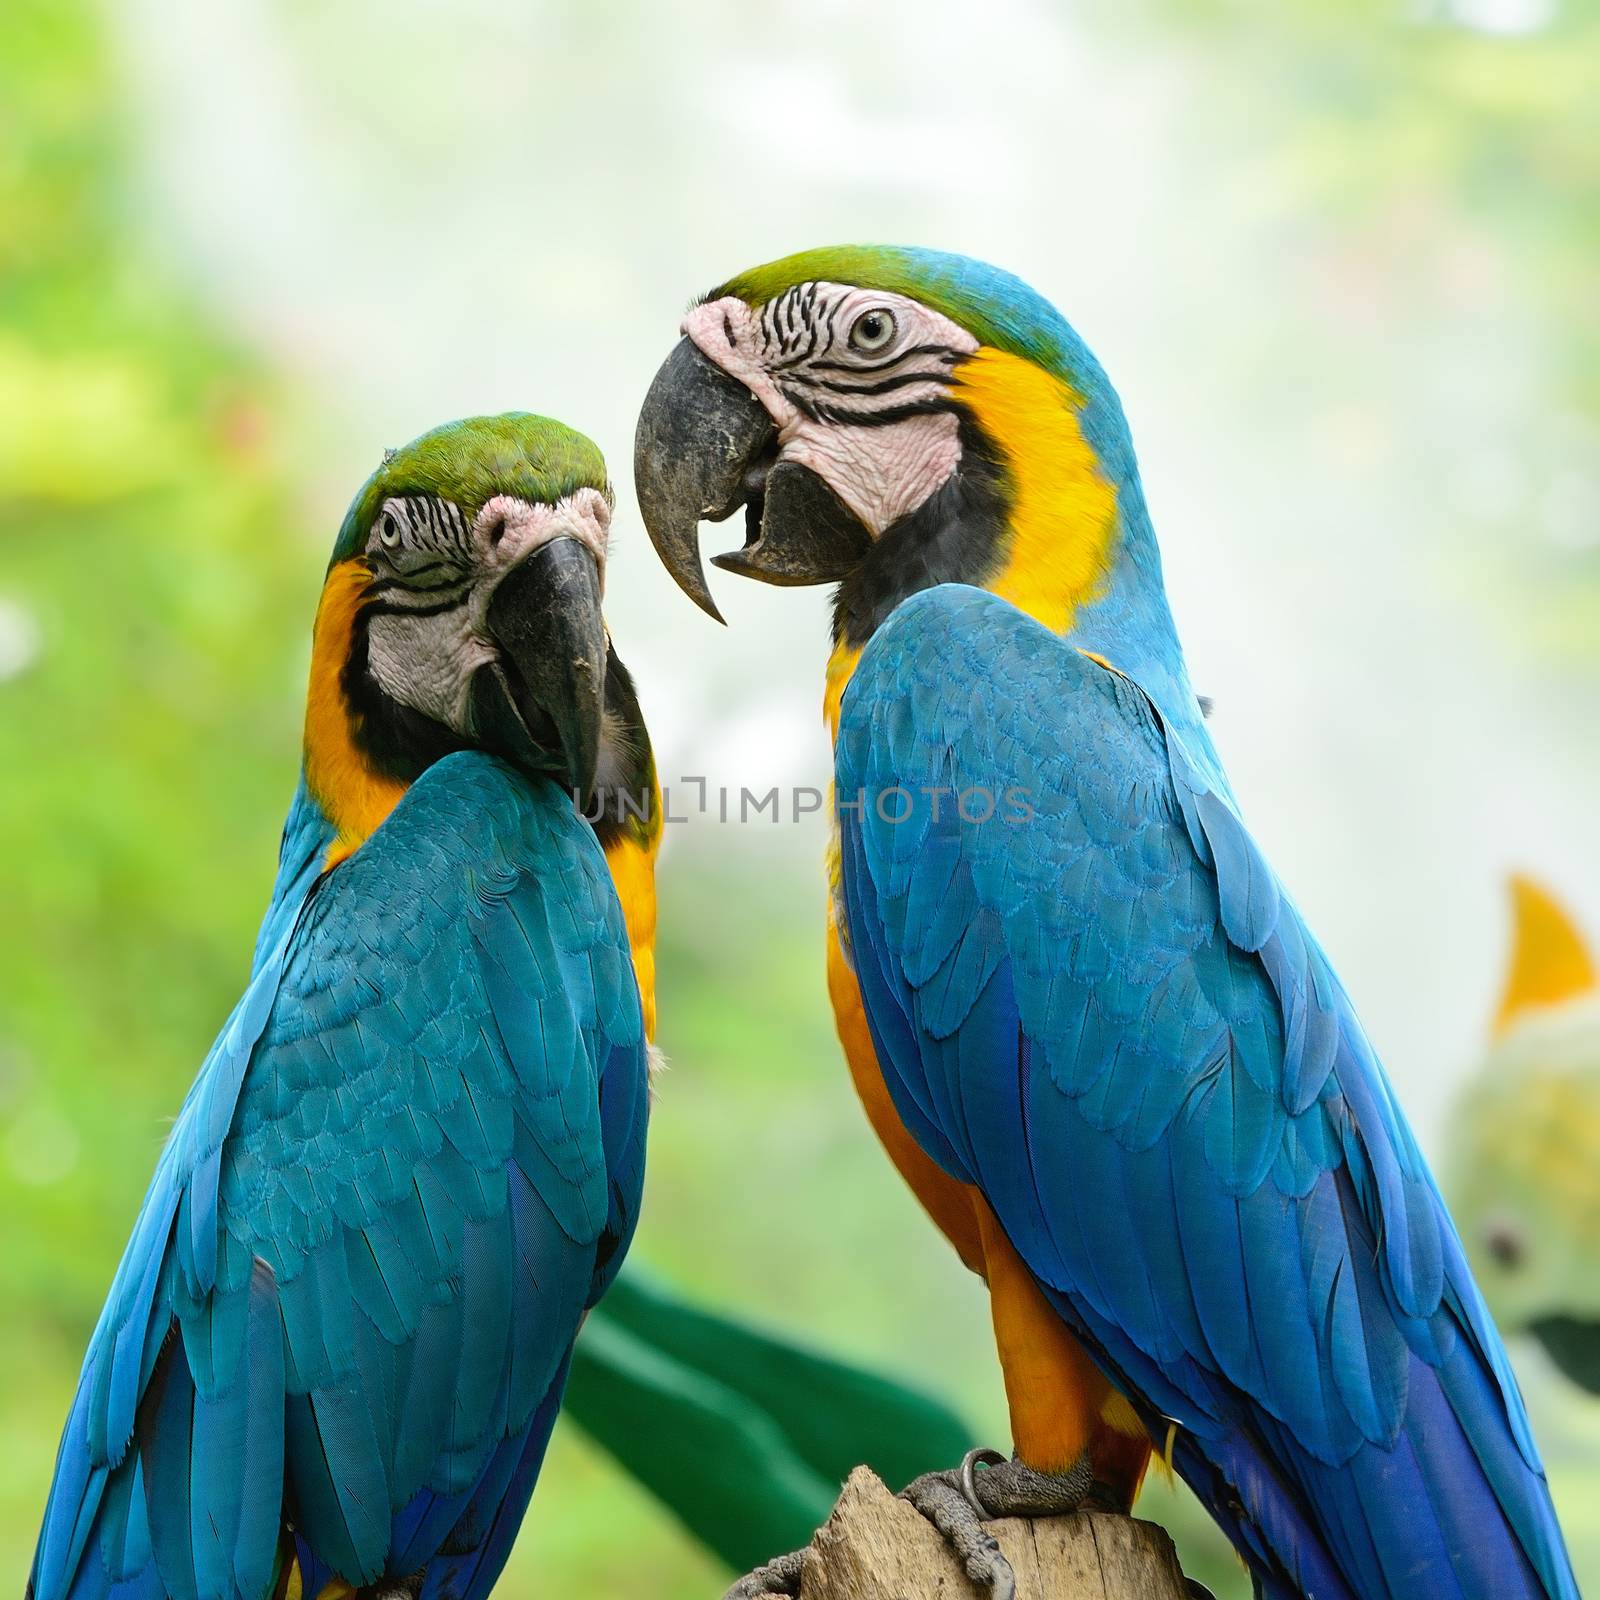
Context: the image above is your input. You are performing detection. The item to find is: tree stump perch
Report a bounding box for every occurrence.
[772,1467,1194,1599]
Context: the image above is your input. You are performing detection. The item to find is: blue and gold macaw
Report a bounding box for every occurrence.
[29,415,654,1600]
[634,248,1578,1600]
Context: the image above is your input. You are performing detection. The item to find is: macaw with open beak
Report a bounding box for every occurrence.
[634,246,1577,1600]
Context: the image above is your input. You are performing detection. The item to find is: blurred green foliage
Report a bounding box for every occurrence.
[568,1269,976,1573]
[1116,0,1600,663]
[1,0,310,1566]
[1,1,1595,1597]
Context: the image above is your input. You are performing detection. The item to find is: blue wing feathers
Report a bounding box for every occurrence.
[31,754,648,1600]
[836,585,1575,1599]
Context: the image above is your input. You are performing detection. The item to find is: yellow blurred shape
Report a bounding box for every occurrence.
[0,333,185,502]
[1495,874,1597,1038]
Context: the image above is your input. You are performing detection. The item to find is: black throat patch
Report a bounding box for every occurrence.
[585,650,659,852]
[343,601,467,785]
[831,411,1011,652]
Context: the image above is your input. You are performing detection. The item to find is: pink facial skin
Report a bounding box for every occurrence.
[470,487,612,593]
[681,285,977,538]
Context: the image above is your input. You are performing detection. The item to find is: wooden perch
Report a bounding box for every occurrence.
[772,1466,1194,1600]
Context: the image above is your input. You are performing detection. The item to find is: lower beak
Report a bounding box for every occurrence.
[475,538,605,804]
[634,337,870,620]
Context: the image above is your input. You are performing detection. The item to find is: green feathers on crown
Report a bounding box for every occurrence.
[331,413,610,565]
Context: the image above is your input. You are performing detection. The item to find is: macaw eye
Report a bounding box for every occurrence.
[848,308,897,354]
[377,510,403,549]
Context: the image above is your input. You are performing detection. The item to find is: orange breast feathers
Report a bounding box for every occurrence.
[605,829,660,1045]
[827,911,986,1273]
[827,903,1149,1499]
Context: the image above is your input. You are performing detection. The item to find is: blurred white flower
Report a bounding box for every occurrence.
[1448,0,1556,35]
[0,595,41,682]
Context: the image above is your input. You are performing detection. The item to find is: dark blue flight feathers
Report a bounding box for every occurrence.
[836,584,1575,1600]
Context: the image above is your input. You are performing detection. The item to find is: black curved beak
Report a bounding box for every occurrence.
[475,538,605,805]
[633,337,870,619]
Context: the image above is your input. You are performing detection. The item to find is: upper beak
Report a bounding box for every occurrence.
[634,336,870,619]
[477,537,606,804]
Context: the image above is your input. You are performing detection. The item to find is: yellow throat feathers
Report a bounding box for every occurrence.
[604,820,662,1045]
[955,345,1120,637]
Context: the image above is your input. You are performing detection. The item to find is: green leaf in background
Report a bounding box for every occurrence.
[567,1268,974,1572]
[1527,1317,1600,1396]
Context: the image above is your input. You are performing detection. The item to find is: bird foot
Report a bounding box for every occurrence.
[720,1449,1100,1600]
[720,1546,807,1599]
[899,1445,1095,1600]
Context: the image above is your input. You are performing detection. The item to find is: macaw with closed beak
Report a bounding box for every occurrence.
[633,246,1577,1600]
[29,415,656,1600]
[24,402,983,1600]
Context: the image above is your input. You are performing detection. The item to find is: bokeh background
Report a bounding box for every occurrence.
[2,0,1597,1592]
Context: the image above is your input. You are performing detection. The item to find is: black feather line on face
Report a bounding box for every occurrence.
[806,397,961,428]
[362,594,469,620]
[777,384,827,425]
[766,283,833,371]
[782,368,957,398]
[388,558,453,583]
[811,342,965,375]
[818,292,842,355]
[774,310,825,366]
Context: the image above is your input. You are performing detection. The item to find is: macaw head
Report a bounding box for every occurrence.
[306,413,622,856]
[633,245,1149,648]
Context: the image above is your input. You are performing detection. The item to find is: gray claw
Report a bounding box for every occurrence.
[900,1445,1097,1598]
[902,1468,1017,1600]
[959,1447,1011,1515]
[721,1546,807,1600]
